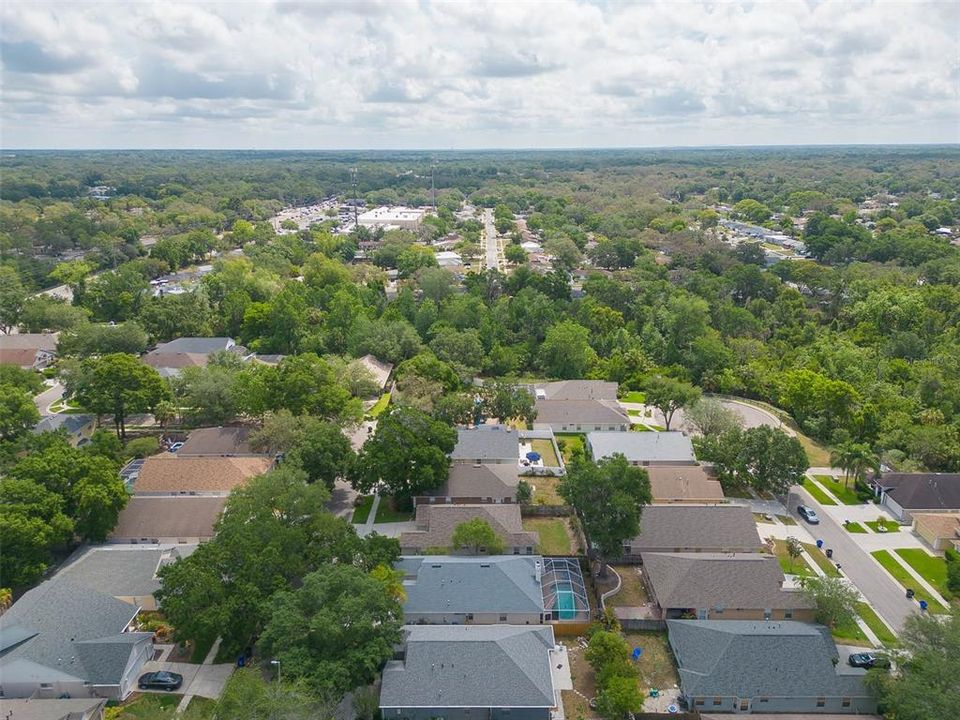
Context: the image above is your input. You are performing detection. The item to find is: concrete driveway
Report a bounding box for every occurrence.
[137,660,233,699]
[788,486,919,634]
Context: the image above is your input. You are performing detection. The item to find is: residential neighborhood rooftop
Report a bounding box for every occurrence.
[131,455,271,494]
[625,505,762,553]
[0,698,107,720]
[451,424,519,463]
[398,504,537,553]
[380,625,557,710]
[870,472,960,511]
[423,462,520,501]
[646,465,724,503]
[533,399,629,425]
[177,426,259,456]
[587,431,697,464]
[53,547,175,602]
[32,413,95,436]
[109,496,227,541]
[0,333,58,367]
[534,380,618,401]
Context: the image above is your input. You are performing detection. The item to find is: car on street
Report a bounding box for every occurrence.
[168,442,184,453]
[797,505,820,524]
[848,652,890,670]
[138,671,184,691]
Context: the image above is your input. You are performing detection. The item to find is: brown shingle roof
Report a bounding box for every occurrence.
[110,496,226,540]
[399,504,537,552]
[627,505,762,552]
[178,426,258,456]
[913,512,960,540]
[647,466,725,503]
[423,464,520,501]
[142,352,212,370]
[0,333,58,367]
[132,455,271,494]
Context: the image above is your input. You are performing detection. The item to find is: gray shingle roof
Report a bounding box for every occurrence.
[588,431,696,463]
[667,620,870,700]
[641,553,813,610]
[32,414,95,435]
[399,504,537,552]
[177,426,257,456]
[451,425,519,462]
[150,337,235,354]
[380,625,556,708]
[398,556,545,615]
[537,381,618,401]
[0,578,151,687]
[628,505,762,552]
[426,463,520,500]
[873,473,960,511]
[534,399,629,425]
[55,547,178,600]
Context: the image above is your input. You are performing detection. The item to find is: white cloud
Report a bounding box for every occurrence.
[1,0,957,148]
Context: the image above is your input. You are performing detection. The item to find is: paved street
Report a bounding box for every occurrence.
[483,207,499,270]
[788,486,919,633]
[34,381,65,415]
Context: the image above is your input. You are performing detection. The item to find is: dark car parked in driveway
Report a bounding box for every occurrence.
[797,504,820,524]
[848,652,890,669]
[138,671,184,691]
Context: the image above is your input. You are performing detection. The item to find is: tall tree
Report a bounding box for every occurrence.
[800,576,859,628]
[644,376,701,431]
[0,265,26,334]
[558,454,651,574]
[452,518,505,554]
[830,441,879,489]
[0,384,40,442]
[540,321,596,379]
[480,380,537,426]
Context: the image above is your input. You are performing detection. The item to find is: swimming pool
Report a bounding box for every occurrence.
[556,582,577,620]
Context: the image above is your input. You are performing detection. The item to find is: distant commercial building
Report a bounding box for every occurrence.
[358,206,427,231]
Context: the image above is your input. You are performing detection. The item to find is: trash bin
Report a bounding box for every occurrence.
[825,548,833,559]
[919,600,928,611]
[906,588,915,599]
[816,539,824,549]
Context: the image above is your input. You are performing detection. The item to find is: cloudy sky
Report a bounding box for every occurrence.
[2,1,958,149]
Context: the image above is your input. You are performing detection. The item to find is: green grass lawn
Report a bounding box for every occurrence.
[620,391,646,404]
[366,392,390,418]
[111,694,180,719]
[777,514,798,525]
[529,438,560,466]
[522,518,572,555]
[622,631,680,692]
[375,497,414,523]
[803,543,841,578]
[772,540,814,577]
[797,432,832,466]
[871,550,947,612]
[865,519,900,533]
[555,433,585,464]
[844,522,867,533]
[895,549,952,599]
[352,495,374,523]
[831,614,872,647]
[856,602,899,648]
[724,485,755,499]
[814,475,863,505]
[802,478,837,505]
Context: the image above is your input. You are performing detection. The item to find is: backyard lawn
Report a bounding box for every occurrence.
[844,522,867,533]
[602,564,650,607]
[528,473,563,504]
[865,519,900,533]
[871,550,947,612]
[856,602,899,648]
[555,433,585,464]
[529,438,560,466]
[622,631,680,693]
[351,495,374,523]
[803,543,842,578]
[801,479,837,505]
[895,549,952,599]
[621,391,646,404]
[814,475,863,505]
[522,518,573,555]
[375,498,414,523]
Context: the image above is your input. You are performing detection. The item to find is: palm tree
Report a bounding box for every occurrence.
[0,588,12,615]
[830,442,879,489]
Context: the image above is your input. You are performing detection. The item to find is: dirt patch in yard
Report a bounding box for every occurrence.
[564,643,598,720]
[623,631,680,695]
[597,564,650,608]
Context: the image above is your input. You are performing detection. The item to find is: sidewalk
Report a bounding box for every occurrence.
[887,551,951,608]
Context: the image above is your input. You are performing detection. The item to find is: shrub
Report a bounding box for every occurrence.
[125,436,159,459]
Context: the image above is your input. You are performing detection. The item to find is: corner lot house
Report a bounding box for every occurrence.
[647,466,724,504]
[32,414,97,446]
[533,399,630,433]
[642,553,814,621]
[398,555,589,625]
[131,455,271,495]
[177,425,260,457]
[399,504,537,555]
[587,431,697,466]
[141,336,246,377]
[0,580,153,700]
[109,496,226,544]
[451,425,519,465]
[620,505,762,561]
[380,625,559,720]
[867,473,960,523]
[0,333,57,369]
[414,463,520,506]
[668,620,877,714]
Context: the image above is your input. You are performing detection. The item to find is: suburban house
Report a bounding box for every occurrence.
[109,496,226,544]
[0,698,107,720]
[398,504,538,555]
[533,399,630,433]
[533,380,618,401]
[380,625,559,720]
[0,580,153,700]
[177,426,262,457]
[414,463,520,506]
[587,431,698,466]
[451,425,519,465]
[911,513,960,551]
[141,337,247,377]
[647,466,725,504]
[130,455,272,495]
[357,353,394,392]
[53,546,190,612]
[32,414,97,446]
[641,553,815,622]
[667,620,877,714]
[0,333,58,369]
[867,473,960,523]
[398,555,589,625]
[620,505,762,561]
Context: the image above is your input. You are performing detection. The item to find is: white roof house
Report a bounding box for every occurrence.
[357,206,426,230]
[587,431,697,466]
